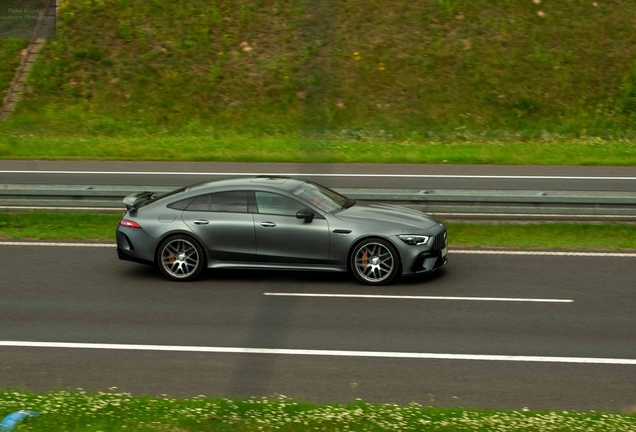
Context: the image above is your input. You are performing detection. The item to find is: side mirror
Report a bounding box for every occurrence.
[296,209,315,223]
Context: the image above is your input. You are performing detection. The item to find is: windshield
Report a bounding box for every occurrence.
[291,181,355,213]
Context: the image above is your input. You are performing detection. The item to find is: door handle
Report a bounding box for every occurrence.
[193,219,209,225]
[260,221,276,227]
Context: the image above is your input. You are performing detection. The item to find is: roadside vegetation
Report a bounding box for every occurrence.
[1,390,635,432]
[0,211,634,251]
[0,211,116,240]
[1,0,636,163]
[0,39,28,102]
[448,221,636,251]
[1,135,636,164]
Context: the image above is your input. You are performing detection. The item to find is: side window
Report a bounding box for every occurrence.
[209,191,248,213]
[168,197,194,210]
[255,191,305,216]
[185,195,210,211]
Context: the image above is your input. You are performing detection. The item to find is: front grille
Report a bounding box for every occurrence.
[431,231,446,251]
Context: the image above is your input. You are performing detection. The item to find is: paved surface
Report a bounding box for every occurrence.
[1,160,636,190]
[0,244,635,410]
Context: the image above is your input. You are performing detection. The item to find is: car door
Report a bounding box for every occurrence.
[181,191,256,262]
[253,191,330,264]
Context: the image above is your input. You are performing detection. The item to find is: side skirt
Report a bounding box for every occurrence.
[206,261,347,273]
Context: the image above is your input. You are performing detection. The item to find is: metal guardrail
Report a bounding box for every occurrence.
[1,184,636,221]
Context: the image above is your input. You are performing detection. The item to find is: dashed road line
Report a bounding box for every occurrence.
[431,212,636,219]
[0,341,634,365]
[452,250,636,257]
[264,293,572,303]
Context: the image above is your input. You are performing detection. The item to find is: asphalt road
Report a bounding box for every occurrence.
[1,160,636,190]
[0,244,635,411]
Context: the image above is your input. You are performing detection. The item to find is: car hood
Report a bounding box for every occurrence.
[333,202,440,231]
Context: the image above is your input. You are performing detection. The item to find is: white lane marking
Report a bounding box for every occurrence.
[0,206,122,211]
[1,170,636,180]
[0,341,634,365]
[1,206,633,219]
[264,292,572,303]
[0,242,634,257]
[453,250,636,257]
[0,242,114,247]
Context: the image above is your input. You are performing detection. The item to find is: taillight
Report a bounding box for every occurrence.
[119,218,142,229]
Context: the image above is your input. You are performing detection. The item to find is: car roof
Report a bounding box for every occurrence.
[187,175,305,192]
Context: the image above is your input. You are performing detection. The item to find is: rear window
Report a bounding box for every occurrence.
[186,195,210,211]
[168,197,194,210]
[138,187,187,209]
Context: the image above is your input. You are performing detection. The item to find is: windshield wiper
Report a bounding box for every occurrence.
[343,199,356,209]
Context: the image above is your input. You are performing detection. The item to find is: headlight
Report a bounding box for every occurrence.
[398,235,430,246]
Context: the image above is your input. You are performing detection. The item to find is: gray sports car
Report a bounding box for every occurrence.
[116,176,447,285]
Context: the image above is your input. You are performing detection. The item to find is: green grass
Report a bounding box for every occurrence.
[0,211,118,240]
[448,222,636,251]
[1,134,636,164]
[2,0,636,163]
[0,390,635,431]
[1,211,635,251]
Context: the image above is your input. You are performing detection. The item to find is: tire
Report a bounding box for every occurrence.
[350,238,399,286]
[157,235,205,282]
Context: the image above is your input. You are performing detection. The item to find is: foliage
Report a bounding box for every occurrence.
[0,211,119,240]
[0,133,636,165]
[0,390,635,432]
[448,221,636,251]
[621,63,636,116]
[1,0,636,153]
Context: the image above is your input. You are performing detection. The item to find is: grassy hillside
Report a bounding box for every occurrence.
[1,0,636,162]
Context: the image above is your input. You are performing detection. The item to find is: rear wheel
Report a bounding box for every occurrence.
[350,238,399,286]
[157,235,204,281]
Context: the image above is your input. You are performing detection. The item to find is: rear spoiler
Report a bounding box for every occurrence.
[123,191,154,211]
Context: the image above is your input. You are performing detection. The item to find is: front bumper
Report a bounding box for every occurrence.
[409,249,447,274]
[397,227,448,275]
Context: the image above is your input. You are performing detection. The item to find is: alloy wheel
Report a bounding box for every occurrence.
[352,240,398,285]
[160,238,201,280]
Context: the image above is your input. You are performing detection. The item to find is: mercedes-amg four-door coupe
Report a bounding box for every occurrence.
[116,176,447,285]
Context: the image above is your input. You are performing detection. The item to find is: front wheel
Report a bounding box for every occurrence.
[350,238,399,286]
[157,235,205,281]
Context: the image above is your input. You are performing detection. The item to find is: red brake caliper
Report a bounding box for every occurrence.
[361,250,369,269]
